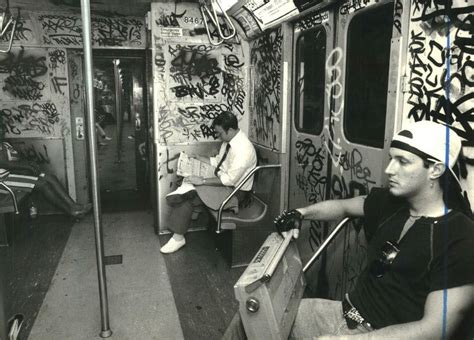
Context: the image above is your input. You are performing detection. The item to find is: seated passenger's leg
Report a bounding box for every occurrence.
[290,298,371,338]
[161,192,204,254]
[290,298,344,338]
[224,298,372,339]
[34,175,91,218]
[223,299,344,340]
[45,173,92,217]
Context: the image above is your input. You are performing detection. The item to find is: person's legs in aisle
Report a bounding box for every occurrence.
[34,174,91,218]
[95,123,111,145]
[161,191,204,253]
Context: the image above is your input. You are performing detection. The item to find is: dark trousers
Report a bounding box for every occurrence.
[167,191,204,235]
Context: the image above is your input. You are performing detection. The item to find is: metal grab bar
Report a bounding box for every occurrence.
[199,0,236,46]
[0,17,16,53]
[216,164,281,233]
[0,2,18,54]
[303,217,351,273]
[0,182,19,214]
[200,5,223,46]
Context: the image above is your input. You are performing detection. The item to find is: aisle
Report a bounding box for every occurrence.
[159,230,244,340]
[29,211,183,340]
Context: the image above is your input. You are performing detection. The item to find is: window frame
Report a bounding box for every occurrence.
[293,24,328,136]
[342,2,394,149]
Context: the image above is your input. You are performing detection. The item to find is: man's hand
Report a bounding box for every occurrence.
[274,209,303,237]
[185,176,205,185]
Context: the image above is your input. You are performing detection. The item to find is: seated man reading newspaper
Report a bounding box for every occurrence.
[160,111,257,254]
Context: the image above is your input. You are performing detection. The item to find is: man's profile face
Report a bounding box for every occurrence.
[385,148,431,198]
[214,125,232,142]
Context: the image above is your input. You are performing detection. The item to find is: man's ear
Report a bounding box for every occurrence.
[430,162,446,180]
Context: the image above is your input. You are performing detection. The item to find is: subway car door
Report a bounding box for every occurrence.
[93,53,149,210]
[325,0,396,300]
[290,1,397,299]
[288,9,335,296]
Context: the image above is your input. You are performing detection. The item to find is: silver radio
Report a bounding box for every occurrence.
[234,232,306,340]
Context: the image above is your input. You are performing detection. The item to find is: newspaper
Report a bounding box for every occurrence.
[166,181,196,197]
[166,152,216,198]
[176,152,216,179]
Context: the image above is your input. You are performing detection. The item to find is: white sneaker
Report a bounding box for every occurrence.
[160,237,186,254]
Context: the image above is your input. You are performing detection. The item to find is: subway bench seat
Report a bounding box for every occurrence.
[208,164,281,268]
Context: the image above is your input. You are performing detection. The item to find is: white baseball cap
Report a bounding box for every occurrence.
[391,121,462,183]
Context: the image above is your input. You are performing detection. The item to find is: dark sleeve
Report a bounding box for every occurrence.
[363,187,389,238]
[430,217,474,291]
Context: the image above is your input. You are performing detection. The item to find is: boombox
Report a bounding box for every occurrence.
[234,232,306,340]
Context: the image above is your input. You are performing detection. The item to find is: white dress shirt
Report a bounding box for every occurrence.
[209,130,257,191]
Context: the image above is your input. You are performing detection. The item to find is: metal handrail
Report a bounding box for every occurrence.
[0,17,16,53]
[199,0,236,46]
[303,217,351,273]
[216,164,281,233]
[0,1,18,53]
[200,5,223,46]
[0,182,19,214]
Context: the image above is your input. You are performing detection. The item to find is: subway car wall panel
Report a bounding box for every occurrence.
[0,0,472,339]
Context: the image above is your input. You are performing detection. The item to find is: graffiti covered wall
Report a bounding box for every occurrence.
[0,47,73,193]
[156,42,247,144]
[0,10,146,200]
[404,0,474,202]
[151,2,249,231]
[249,28,283,151]
[289,0,397,300]
[0,11,146,49]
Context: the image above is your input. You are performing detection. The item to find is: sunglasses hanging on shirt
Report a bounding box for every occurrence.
[370,240,400,278]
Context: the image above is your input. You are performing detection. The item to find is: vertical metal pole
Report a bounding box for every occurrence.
[80,0,112,337]
[113,59,124,163]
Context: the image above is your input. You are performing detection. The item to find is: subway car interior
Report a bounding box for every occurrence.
[0,0,472,339]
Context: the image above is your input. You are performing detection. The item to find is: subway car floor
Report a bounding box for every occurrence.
[1,215,73,339]
[6,209,243,339]
[158,231,244,340]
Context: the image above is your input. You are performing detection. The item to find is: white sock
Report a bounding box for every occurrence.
[172,233,184,242]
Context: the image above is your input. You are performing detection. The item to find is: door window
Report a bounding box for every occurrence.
[294,26,327,135]
[344,3,393,148]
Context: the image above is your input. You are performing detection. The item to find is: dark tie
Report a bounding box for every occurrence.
[214,144,231,177]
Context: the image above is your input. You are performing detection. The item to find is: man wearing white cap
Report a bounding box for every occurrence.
[223,121,474,339]
[277,120,474,339]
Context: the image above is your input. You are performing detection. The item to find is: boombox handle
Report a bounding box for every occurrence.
[303,217,351,273]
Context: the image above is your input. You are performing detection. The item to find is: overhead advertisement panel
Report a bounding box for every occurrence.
[228,0,325,39]
[228,0,298,39]
[293,0,326,12]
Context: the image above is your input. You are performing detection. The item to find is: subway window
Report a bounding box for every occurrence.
[344,3,393,148]
[294,26,326,135]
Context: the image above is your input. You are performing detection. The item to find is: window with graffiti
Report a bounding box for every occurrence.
[344,3,393,148]
[294,25,326,135]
